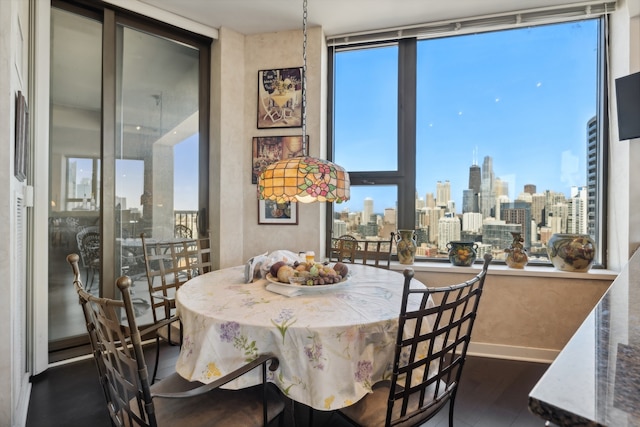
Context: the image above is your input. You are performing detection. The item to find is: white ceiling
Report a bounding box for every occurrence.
[137,0,595,37]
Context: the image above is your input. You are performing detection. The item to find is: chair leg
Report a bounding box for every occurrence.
[448,395,456,427]
[152,336,161,384]
[88,268,96,292]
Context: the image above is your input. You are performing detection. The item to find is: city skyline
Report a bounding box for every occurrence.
[335,152,588,218]
[334,19,597,215]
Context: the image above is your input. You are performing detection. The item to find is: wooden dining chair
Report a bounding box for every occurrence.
[330,232,395,269]
[140,232,212,383]
[66,253,285,427]
[338,253,493,427]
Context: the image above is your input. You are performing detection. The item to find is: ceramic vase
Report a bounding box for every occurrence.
[546,233,596,272]
[396,229,417,265]
[505,231,528,269]
[447,241,478,266]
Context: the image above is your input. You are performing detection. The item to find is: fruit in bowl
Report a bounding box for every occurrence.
[272,261,348,286]
[288,276,309,285]
[276,265,295,283]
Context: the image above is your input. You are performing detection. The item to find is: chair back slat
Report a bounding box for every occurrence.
[330,232,395,269]
[67,253,158,427]
[140,233,212,326]
[386,253,492,427]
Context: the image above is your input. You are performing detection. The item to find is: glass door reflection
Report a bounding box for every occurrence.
[48,3,207,357]
[114,23,201,327]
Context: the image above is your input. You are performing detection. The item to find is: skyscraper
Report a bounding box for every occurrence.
[501,201,532,248]
[436,180,451,209]
[531,193,546,225]
[569,186,588,234]
[468,164,481,193]
[462,189,478,213]
[465,163,481,214]
[462,212,483,233]
[480,156,495,218]
[363,197,374,225]
[384,207,396,225]
[494,178,509,198]
[438,215,461,252]
[586,116,597,236]
[425,193,435,208]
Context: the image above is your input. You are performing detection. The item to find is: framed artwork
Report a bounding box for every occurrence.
[258,200,298,225]
[257,67,303,129]
[252,135,309,184]
[14,91,28,182]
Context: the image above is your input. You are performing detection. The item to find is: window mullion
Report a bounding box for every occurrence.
[397,38,416,230]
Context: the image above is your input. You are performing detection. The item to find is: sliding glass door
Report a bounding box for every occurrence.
[49,7,103,347]
[48,2,210,356]
[112,22,203,328]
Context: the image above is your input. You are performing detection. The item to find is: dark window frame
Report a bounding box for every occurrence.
[327,18,608,268]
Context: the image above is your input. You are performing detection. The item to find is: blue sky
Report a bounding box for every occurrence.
[334,19,598,213]
[116,134,198,212]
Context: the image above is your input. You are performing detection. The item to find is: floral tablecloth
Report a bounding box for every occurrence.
[175,264,427,410]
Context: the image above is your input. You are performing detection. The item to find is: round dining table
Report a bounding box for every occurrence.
[175,263,427,411]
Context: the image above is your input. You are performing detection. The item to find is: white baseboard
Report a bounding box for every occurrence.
[467,342,559,364]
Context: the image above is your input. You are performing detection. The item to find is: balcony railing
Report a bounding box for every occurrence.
[174,210,199,237]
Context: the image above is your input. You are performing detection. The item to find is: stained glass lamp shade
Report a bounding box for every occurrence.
[258,156,350,204]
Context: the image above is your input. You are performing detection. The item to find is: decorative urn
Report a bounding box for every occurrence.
[396,230,417,265]
[504,231,528,269]
[546,233,596,272]
[446,241,478,266]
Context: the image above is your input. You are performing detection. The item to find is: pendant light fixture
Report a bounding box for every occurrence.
[257,0,350,204]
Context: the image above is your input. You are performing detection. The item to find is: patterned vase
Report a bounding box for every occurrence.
[447,241,478,266]
[395,230,417,265]
[546,233,595,272]
[505,231,528,269]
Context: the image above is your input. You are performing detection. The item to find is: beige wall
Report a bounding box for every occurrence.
[236,26,327,267]
[211,27,246,270]
[410,268,612,361]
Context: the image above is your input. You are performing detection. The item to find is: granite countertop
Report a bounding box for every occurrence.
[528,250,640,426]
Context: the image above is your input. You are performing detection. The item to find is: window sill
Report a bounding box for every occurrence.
[388,261,618,281]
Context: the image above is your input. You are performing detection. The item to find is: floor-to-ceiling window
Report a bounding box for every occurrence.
[329,6,609,267]
[48,1,210,358]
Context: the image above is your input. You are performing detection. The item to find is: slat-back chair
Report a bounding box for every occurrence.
[66,253,285,427]
[339,253,492,427]
[140,232,212,383]
[76,225,100,290]
[330,232,395,269]
[173,224,192,239]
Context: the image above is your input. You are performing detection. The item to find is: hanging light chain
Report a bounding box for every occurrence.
[302,0,308,149]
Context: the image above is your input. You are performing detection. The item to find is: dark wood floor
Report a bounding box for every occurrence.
[26,342,549,427]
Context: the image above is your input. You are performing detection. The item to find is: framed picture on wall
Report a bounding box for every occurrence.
[252,135,308,184]
[258,199,298,225]
[257,67,303,129]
